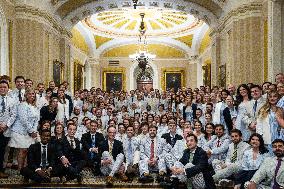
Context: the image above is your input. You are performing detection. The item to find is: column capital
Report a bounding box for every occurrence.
[87,57,100,65]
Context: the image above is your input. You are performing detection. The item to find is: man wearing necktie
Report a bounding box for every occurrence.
[122,125,140,180]
[20,129,63,183]
[99,126,127,185]
[212,129,250,186]
[170,133,216,189]
[139,125,169,183]
[58,123,86,183]
[0,80,17,178]
[244,85,266,137]
[81,120,104,176]
[9,76,25,103]
[246,139,284,189]
[204,124,230,164]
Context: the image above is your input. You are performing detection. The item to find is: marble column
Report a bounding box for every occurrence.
[86,58,100,89]
[268,0,283,81]
[210,32,221,87]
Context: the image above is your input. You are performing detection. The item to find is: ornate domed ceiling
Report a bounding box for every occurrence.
[81,7,204,38]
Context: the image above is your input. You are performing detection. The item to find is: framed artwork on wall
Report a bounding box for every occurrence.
[74,60,84,92]
[161,68,185,92]
[53,60,64,86]
[202,59,211,87]
[102,67,126,92]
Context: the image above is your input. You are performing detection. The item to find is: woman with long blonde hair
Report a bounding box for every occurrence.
[256,91,284,153]
[8,89,40,170]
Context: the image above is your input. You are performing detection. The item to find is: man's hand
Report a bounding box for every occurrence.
[221,163,227,169]
[91,147,98,153]
[171,167,184,175]
[36,169,49,178]
[0,124,7,133]
[148,158,157,166]
[206,150,212,157]
[101,159,112,166]
[61,157,71,167]
[30,132,37,138]
[246,181,257,189]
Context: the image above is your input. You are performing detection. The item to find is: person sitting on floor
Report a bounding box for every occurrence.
[170,133,216,189]
[21,129,64,183]
[99,125,127,185]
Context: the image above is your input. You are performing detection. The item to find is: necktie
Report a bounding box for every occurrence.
[128,138,133,164]
[90,135,96,159]
[272,158,282,189]
[253,100,258,117]
[70,140,75,149]
[41,145,47,168]
[150,139,154,160]
[18,89,22,102]
[217,139,221,147]
[231,144,238,163]
[40,93,43,98]
[91,135,96,147]
[171,136,175,147]
[1,96,5,113]
[189,152,194,163]
[109,141,113,156]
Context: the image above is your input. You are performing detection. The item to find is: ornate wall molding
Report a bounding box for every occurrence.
[14,5,71,37]
[217,3,263,33]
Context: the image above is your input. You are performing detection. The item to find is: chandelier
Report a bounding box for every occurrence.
[129,13,156,72]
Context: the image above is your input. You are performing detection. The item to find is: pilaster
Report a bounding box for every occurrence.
[267,0,283,81]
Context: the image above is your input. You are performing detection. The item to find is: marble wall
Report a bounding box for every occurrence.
[89,58,197,91]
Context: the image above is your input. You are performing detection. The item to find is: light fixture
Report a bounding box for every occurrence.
[129,13,156,72]
[132,0,138,9]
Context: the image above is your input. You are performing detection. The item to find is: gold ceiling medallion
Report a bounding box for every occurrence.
[81,8,204,38]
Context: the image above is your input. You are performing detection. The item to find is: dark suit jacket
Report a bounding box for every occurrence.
[180,147,216,189]
[39,105,57,124]
[99,139,124,161]
[26,142,57,171]
[57,136,84,163]
[52,93,73,116]
[182,103,197,120]
[161,132,183,147]
[223,107,233,132]
[81,132,105,160]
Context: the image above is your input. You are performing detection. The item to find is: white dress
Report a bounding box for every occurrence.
[9,102,40,148]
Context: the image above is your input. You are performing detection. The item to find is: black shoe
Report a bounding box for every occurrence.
[77,174,82,183]
[139,174,154,183]
[157,174,165,183]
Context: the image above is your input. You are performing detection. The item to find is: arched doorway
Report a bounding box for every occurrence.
[134,65,154,92]
[129,61,158,91]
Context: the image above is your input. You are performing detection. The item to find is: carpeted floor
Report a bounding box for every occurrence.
[0,168,164,188]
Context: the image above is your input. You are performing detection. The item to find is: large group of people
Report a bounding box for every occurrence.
[0,73,284,189]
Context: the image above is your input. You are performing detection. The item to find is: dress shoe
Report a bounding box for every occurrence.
[219,179,234,187]
[157,171,166,183]
[139,173,154,183]
[0,172,8,178]
[77,174,82,184]
[10,164,18,170]
[119,173,128,182]
[106,176,114,186]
